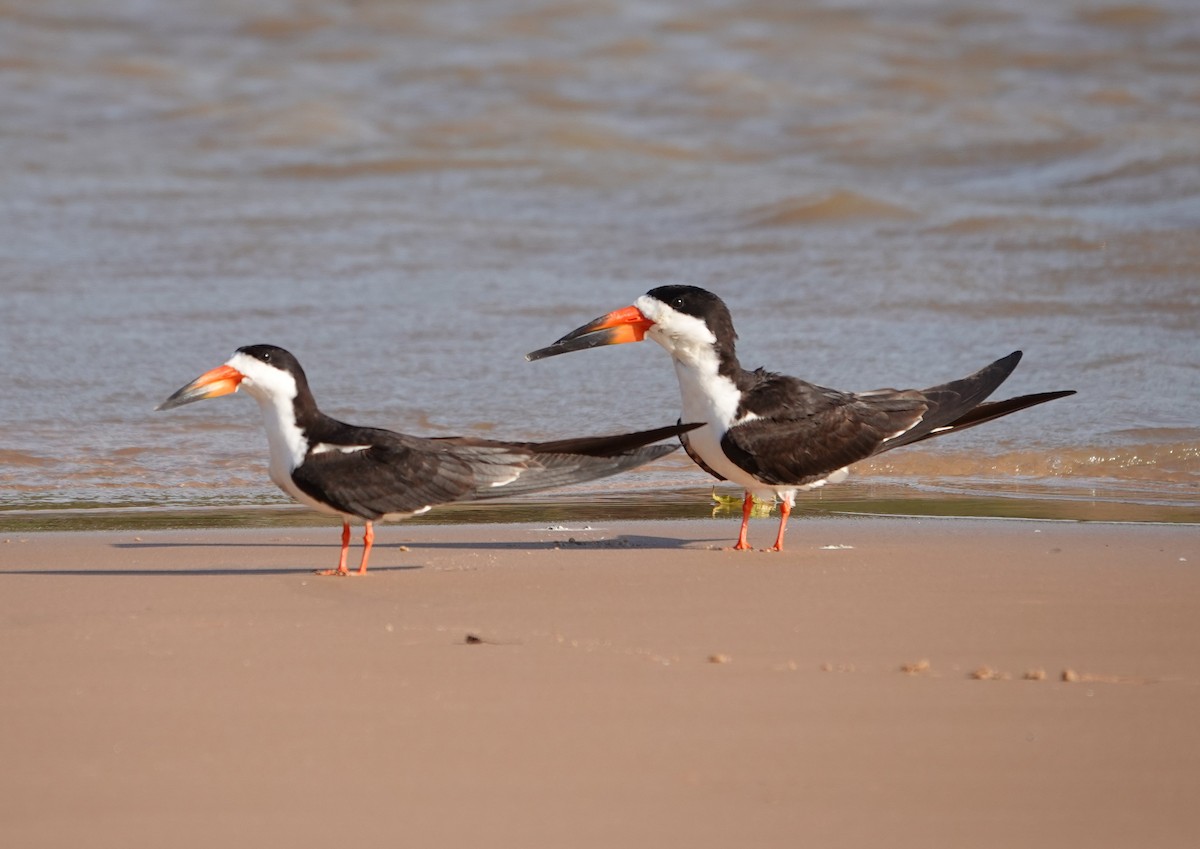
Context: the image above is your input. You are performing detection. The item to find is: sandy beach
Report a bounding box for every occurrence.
[1,516,1197,847]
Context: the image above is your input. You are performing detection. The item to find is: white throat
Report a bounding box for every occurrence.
[671,348,744,432]
[635,295,745,431]
[248,390,308,479]
[226,353,310,490]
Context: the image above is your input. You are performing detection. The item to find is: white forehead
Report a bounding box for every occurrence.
[227,351,297,401]
[636,293,716,347]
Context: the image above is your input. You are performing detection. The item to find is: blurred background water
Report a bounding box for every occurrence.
[1,0,1197,523]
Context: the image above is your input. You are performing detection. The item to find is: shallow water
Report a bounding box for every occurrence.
[1,0,1197,521]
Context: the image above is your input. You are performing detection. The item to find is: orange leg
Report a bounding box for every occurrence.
[354,521,375,575]
[769,501,792,552]
[317,521,354,576]
[732,491,754,550]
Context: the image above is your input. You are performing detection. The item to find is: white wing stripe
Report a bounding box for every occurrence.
[311,443,372,455]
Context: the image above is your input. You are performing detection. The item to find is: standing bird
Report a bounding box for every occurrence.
[157,345,697,574]
[527,285,1074,551]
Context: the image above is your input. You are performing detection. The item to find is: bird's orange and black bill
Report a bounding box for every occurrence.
[526,306,654,361]
[156,364,244,411]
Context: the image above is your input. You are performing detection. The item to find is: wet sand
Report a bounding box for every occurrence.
[2,517,1198,848]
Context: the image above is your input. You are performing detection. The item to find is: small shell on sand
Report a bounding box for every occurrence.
[969,666,1011,680]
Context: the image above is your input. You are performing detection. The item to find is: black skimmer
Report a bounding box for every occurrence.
[157,345,698,575]
[528,285,1075,551]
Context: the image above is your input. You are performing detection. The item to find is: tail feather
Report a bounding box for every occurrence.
[469,422,700,500]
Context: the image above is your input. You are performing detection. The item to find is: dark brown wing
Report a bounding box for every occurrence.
[721,353,1074,486]
[721,374,927,487]
[290,433,502,519]
[291,424,695,520]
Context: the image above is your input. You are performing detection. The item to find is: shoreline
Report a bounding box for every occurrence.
[2,518,1198,847]
[2,480,1197,533]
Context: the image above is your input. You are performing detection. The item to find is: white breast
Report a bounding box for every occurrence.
[241,390,346,515]
[671,357,775,496]
[672,356,848,500]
